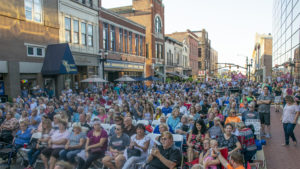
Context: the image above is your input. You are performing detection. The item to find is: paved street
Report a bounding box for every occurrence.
[264,106,300,169]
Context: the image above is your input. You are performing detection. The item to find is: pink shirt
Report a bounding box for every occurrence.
[51,130,70,148]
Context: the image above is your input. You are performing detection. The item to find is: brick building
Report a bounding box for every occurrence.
[167,30,199,79]
[193,29,212,79]
[109,0,165,79]
[99,5,146,81]
[0,0,59,97]
[252,33,272,82]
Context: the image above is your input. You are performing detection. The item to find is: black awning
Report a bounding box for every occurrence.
[41,43,78,75]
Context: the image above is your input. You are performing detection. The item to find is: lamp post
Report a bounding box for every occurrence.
[246,57,253,81]
[98,49,108,79]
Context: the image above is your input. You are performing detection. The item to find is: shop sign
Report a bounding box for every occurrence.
[62,60,77,73]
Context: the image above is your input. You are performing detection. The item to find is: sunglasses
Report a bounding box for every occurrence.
[161,137,168,141]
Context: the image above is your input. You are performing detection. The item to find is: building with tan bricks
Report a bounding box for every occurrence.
[252,33,272,82]
[0,0,60,97]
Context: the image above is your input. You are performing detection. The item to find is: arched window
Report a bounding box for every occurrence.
[155,16,162,33]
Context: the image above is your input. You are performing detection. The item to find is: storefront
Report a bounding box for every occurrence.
[104,60,144,82]
[41,43,78,96]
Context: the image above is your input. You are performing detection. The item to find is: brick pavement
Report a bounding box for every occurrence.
[264,106,300,169]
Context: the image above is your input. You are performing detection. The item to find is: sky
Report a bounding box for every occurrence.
[102,0,273,71]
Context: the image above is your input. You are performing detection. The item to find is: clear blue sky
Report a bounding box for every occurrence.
[102,0,273,69]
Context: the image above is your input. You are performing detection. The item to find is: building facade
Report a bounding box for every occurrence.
[273,0,300,82]
[166,30,199,79]
[164,36,184,79]
[99,7,146,81]
[0,0,59,97]
[109,0,165,79]
[210,48,218,76]
[252,33,273,82]
[193,29,212,80]
[58,0,99,89]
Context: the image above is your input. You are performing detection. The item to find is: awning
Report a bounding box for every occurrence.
[41,43,78,75]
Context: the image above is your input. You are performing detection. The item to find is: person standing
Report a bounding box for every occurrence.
[257,86,273,138]
[281,95,300,146]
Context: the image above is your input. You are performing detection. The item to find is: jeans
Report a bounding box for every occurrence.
[59,149,81,163]
[27,149,42,166]
[243,150,257,167]
[283,123,297,145]
[122,155,147,169]
[77,152,104,169]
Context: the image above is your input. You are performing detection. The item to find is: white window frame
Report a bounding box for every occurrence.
[81,22,86,45]
[73,19,79,44]
[25,43,46,57]
[87,24,93,47]
[24,0,43,23]
[65,17,71,43]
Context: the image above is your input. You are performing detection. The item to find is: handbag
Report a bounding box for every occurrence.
[27,138,38,149]
[127,147,141,158]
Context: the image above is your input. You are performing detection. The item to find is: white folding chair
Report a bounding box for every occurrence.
[137,120,149,126]
[101,123,111,132]
[172,134,184,152]
[151,120,160,128]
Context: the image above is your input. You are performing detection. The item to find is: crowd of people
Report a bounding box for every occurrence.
[0,79,299,169]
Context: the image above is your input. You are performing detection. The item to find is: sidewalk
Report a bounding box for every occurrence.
[264,106,300,169]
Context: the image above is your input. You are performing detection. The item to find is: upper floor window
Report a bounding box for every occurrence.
[26,44,45,57]
[73,20,79,44]
[110,25,116,51]
[25,0,42,23]
[140,36,143,56]
[103,23,108,50]
[119,28,123,52]
[124,30,128,53]
[129,32,132,54]
[87,24,93,46]
[155,16,162,33]
[65,17,71,43]
[81,22,86,45]
[135,35,139,55]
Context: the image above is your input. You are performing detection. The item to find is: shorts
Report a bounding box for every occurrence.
[259,112,270,125]
[41,147,64,158]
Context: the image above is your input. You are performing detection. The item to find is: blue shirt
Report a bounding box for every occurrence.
[72,112,80,122]
[162,107,172,116]
[153,124,174,134]
[28,115,41,130]
[167,116,180,131]
[15,128,32,145]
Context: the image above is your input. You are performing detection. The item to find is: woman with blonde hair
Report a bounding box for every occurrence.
[27,118,52,169]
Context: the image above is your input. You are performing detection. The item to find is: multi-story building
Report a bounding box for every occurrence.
[193,29,212,80]
[166,30,199,79]
[273,0,300,82]
[109,0,165,79]
[0,0,60,97]
[99,6,146,81]
[252,33,272,82]
[210,48,218,76]
[164,36,183,79]
[58,0,99,90]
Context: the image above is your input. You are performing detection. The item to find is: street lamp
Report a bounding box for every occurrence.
[98,49,108,79]
[246,57,253,81]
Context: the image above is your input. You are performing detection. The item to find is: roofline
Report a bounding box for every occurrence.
[100,7,146,30]
[165,36,183,46]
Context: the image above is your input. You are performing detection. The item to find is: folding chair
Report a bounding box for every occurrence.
[19,132,42,167]
[136,120,149,126]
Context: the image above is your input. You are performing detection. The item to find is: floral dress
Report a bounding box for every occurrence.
[190,133,205,152]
